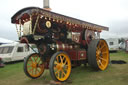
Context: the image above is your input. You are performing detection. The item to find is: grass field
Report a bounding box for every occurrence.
[0,51,128,85]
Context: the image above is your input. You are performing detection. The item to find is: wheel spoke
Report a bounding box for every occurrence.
[54,65,57,70]
[99,57,107,62]
[98,41,105,50]
[96,53,99,57]
[33,56,37,61]
[64,65,68,70]
[99,61,105,67]
[55,71,59,78]
[97,61,100,66]
[31,68,34,75]
[31,57,35,62]
[35,56,39,62]
[35,68,37,74]
[56,56,59,63]
[55,70,59,75]
[54,61,59,65]
[27,65,32,68]
[63,59,67,65]
[62,70,66,76]
[27,61,32,65]
[29,57,34,63]
[34,68,36,75]
[97,46,100,51]
[102,51,108,54]
[100,45,105,50]
[29,57,32,61]
[98,41,101,48]
[60,70,63,78]
[36,68,40,73]
[28,68,33,73]
[96,57,99,62]
[60,56,63,63]
[58,71,60,78]
[62,56,65,61]
[37,59,41,64]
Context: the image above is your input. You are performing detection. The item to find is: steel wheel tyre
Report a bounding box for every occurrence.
[88,39,109,70]
[49,52,71,82]
[24,53,45,79]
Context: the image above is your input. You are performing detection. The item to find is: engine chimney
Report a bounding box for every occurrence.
[43,0,51,11]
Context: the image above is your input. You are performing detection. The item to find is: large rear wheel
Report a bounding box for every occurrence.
[49,51,71,82]
[24,53,45,79]
[88,39,109,70]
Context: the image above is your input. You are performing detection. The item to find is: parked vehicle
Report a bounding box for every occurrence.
[11,7,109,82]
[0,58,4,67]
[119,42,126,50]
[126,40,128,53]
[106,38,119,52]
[0,42,37,62]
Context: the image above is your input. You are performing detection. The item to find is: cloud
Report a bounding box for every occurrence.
[107,19,128,34]
[0,0,128,40]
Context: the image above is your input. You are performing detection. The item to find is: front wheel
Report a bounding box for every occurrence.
[24,53,45,79]
[49,51,71,82]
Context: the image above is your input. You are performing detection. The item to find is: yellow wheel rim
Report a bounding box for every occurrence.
[53,53,71,81]
[96,40,109,70]
[27,54,44,78]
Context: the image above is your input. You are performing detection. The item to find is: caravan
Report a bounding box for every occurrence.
[0,42,37,62]
[105,38,119,52]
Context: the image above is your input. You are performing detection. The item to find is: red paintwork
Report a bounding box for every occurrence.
[66,50,86,61]
[82,40,86,46]
[44,62,49,69]
[78,51,86,60]
[67,50,78,60]
[56,41,74,51]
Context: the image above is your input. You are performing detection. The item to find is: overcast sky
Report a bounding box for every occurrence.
[0,0,128,40]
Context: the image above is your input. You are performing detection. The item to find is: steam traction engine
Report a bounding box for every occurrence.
[11,7,109,82]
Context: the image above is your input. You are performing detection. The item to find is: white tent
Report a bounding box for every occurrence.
[0,37,14,44]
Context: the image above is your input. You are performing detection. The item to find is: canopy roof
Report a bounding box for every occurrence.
[11,7,109,31]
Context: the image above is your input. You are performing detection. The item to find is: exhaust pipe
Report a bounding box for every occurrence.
[43,0,51,11]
